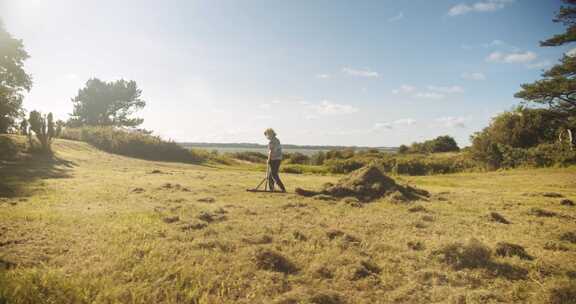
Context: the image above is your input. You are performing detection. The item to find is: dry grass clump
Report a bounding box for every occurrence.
[433,239,493,270]
[131,187,145,193]
[408,205,428,213]
[253,249,298,274]
[295,165,429,203]
[347,260,381,281]
[560,232,576,244]
[530,208,557,217]
[159,183,191,192]
[242,234,273,245]
[179,221,207,231]
[525,192,565,198]
[495,242,533,260]
[542,192,564,198]
[489,212,511,224]
[197,211,226,223]
[162,216,179,223]
[561,199,575,206]
[342,197,362,208]
[421,215,435,222]
[433,239,530,280]
[197,197,215,203]
[325,229,361,245]
[274,289,346,304]
[407,241,425,251]
[292,231,308,241]
[544,241,570,252]
[549,283,576,304]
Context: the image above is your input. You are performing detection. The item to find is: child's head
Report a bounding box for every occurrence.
[264,128,276,139]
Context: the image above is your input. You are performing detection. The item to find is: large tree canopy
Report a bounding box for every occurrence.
[0,22,32,133]
[515,0,576,129]
[69,78,146,127]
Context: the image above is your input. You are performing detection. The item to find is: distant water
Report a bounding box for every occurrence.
[179,143,397,156]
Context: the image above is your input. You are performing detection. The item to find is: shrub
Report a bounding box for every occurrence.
[281,164,328,175]
[326,149,355,160]
[60,126,208,164]
[309,151,326,165]
[228,151,267,163]
[325,159,364,174]
[284,152,310,164]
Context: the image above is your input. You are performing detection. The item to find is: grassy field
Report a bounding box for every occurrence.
[1,135,575,303]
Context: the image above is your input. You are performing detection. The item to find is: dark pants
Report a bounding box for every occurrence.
[268,159,286,191]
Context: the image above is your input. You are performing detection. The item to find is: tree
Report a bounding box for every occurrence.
[428,135,460,153]
[19,119,28,135]
[69,78,146,127]
[405,135,460,154]
[469,131,503,170]
[0,22,32,133]
[55,120,65,137]
[515,0,576,128]
[484,106,562,148]
[397,144,409,154]
[29,110,55,152]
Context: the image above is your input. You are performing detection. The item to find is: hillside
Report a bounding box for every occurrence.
[1,135,575,303]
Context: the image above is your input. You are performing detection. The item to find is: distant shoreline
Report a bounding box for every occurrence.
[178,142,398,153]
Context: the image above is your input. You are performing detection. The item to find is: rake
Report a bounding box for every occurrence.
[246,163,285,193]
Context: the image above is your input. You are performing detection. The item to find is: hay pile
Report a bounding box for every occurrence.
[295,165,429,203]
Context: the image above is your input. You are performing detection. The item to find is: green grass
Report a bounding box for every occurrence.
[1,135,575,303]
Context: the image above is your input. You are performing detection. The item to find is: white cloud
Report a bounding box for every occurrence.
[392,84,464,100]
[394,118,416,125]
[316,74,331,79]
[311,100,359,116]
[388,12,404,22]
[448,0,514,16]
[259,99,281,110]
[427,85,464,94]
[486,51,537,63]
[373,122,393,130]
[342,67,380,78]
[415,92,445,100]
[462,40,512,50]
[461,72,486,80]
[436,116,467,128]
[254,115,273,120]
[374,122,392,130]
[527,60,552,69]
[373,118,416,131]
[482,40,504,48]
[392,84,416,95]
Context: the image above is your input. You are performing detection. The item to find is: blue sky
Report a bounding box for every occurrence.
[0,0,569,146]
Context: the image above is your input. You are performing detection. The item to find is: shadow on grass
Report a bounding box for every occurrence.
[0,153,75,198]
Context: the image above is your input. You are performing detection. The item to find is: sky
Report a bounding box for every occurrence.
[0,0,570,146]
